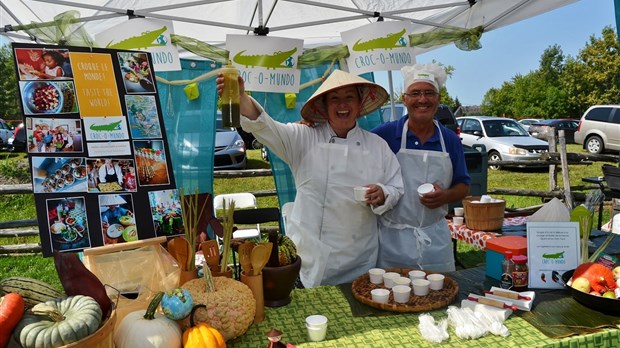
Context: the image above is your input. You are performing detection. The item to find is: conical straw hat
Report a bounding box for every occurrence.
[300,70,388,123]
[100,194,127,206]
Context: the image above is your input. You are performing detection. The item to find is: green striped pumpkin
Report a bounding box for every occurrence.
[0,277,64,308]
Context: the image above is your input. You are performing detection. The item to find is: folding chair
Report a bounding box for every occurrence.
[213,193,260,239]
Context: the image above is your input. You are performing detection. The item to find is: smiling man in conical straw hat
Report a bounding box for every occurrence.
[216,69,404,288]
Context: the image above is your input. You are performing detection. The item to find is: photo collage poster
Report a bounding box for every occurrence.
[13,43,183,256]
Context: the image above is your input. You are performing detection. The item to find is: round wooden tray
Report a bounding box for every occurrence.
[351,268,459,313]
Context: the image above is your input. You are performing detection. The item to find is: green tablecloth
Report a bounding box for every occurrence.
[227,267,620,347]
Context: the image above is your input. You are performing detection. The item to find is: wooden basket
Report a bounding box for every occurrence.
[462,196,506,231]
[63,309,116,348]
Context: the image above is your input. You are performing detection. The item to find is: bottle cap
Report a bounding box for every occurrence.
[512,255,528,264]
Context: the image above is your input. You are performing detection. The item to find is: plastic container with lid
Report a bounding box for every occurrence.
[485,236,527,280]
[512,254,528,290]
[220,61,240,127]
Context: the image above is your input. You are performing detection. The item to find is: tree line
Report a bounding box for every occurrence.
[0,26,617,123]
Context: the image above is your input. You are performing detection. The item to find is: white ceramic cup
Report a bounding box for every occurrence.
[454,207,464,216]
[412,279,430,296]
[382,272,400,288]
[392,285,411,304]
[408,270,426,281]
[393,276,411,287]
[371,288,390,304]
[453,216,464,226]
[417,183,435,197]
[427,273,445,290]
[354,186,369,202]
[368,268,386,284]
[480,195,493,203]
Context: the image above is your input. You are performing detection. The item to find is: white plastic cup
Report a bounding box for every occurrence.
[480,195,493,203]
[368,268,386,284]
[408,270,426,281]
[412,279,430,296]
[354,186,369,201]
[417,183,435,197]
[453,216,464,226]
[371,288,390,304]
[382,272,400,288]
[392,285,411,303]
[454,207,464,216]
[427,274,445,290]
[393,276,411,286]
[306,314,328,328]
[307,325,327,342]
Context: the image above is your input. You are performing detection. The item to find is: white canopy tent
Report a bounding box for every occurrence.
[2,0,579,54]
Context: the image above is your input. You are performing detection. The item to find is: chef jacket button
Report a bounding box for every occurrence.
[356,141,360,146]
[329,138,335,143]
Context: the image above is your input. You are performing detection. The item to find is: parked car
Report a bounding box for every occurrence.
[574,105,620,154]
[528,118,579,143]
[214,114,247,170]
[0,119,14,149]
[457,116,548,170]
[7,122,27,152]
[518,118,543,131]
[380,103,459,134]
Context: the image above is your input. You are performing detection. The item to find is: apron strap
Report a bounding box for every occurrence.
[400,119,448,153]
[413,226,432,269]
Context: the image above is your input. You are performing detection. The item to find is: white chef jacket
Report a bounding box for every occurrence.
[240,98,404,287]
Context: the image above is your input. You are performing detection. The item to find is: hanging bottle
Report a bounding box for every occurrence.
[500,250,515,289]
[221,61,240,127]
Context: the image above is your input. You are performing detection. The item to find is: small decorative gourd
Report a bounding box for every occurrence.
[182,268,255,341]
[13,295,103,348]
[161,288,193,321]
[114,292,182,348]
[182,304,226,347]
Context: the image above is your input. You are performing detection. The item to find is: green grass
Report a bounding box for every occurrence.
[0,144,616,285]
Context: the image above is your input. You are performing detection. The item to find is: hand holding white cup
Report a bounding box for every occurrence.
[354,186,369,202]
[417,183,435,197]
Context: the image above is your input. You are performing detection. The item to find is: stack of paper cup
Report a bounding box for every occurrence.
[306,315,328,342]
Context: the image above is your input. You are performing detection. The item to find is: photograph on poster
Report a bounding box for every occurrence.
[26,117,83,153]
[125,95,162,139]
[133,140,170,186]
[19,80,79,115]
[86,158,137,193]
[46,196,91,252]
[32,157,87,193]
[148,189,184,237]
[98,193,137,245]
[117,52,156,93]
[14,47,73,80]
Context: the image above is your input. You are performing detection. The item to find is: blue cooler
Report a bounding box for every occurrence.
[485,236,527,280]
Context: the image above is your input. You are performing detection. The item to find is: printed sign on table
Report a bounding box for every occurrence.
[226,35,303,93]
[527,221,580,289]
[341,21,415,76]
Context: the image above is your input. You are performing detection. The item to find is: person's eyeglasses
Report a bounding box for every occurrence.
[403,90,438,98]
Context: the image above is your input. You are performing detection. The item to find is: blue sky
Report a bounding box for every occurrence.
[375,0,617,106]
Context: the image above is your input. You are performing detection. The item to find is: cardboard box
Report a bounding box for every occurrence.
[486,236,527,280]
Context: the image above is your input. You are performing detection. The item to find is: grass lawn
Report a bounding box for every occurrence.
[0,144,616,289]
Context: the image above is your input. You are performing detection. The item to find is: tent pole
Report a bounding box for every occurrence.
[388,70,396,122]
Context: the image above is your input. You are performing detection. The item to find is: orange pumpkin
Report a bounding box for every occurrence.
[183,304,226,348]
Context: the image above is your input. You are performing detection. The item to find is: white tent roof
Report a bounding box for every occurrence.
[2,0,579,53]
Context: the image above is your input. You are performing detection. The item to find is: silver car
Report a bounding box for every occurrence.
[214,115,247,170]
[457,116,549,170]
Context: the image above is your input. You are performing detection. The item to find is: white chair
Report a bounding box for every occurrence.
[213,193,260,239]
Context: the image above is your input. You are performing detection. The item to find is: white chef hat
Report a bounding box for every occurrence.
[401,63,447,92]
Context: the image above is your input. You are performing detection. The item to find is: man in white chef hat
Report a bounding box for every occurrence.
[372,63,471,272]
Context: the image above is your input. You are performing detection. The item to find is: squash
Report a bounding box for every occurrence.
[0,293,25,348]
[114,292,182,348]
[161,288,193,321]
[183,305,226,348]
[0,277,64,308]
[53,250,112,317]
[13,295,102,348]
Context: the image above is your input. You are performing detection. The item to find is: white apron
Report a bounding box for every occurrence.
[378,120,455,272]
[286,138,380,288]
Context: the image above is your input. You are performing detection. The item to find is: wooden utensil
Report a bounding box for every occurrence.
[168,237,191,271]
[250,244,268,276]
[259,242,273,271]
[238,241,254,275]
[201,240,220,271]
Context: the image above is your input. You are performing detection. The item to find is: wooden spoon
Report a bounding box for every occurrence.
[260,242,273,271]
[168,237,191,271]
[250,244,268,276]
[201,240,220,271]
[238,241,254,275]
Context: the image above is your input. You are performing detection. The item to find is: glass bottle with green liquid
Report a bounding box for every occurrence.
[221,61,240,127]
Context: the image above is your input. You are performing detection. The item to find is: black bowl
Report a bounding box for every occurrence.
[562,269,620,315]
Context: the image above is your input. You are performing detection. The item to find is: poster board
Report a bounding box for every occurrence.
[527,221,580,289]
[12,43,183,256]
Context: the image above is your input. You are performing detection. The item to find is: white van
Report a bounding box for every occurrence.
[574,105,620,154]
